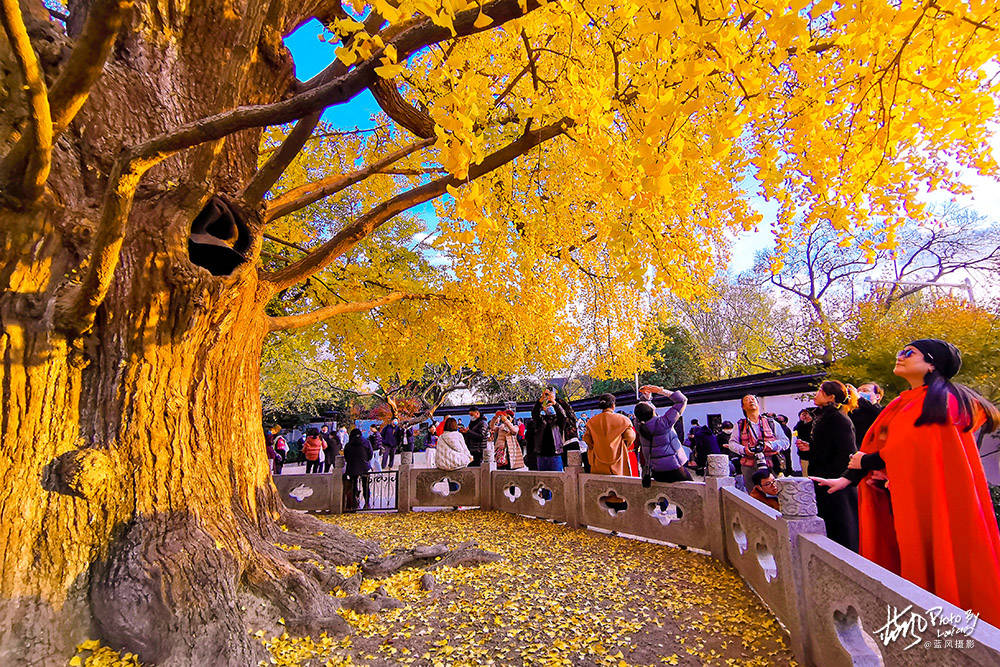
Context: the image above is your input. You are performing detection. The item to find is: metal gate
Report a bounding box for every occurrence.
[343,470,398,512]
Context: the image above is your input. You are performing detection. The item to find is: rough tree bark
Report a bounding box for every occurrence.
[0,1,549,664]
[0,3,382,665]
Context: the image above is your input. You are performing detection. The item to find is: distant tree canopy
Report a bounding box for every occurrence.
[590,324,707,394]
[830,295,1000,403]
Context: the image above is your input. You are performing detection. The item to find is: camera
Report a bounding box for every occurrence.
[749,440,768,469]
[642,468,652,488]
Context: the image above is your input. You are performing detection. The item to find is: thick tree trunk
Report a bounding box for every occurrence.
[0,207,99,666]
[1,200,377,666]
[0,3,381,664]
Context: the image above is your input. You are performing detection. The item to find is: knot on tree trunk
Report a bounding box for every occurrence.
[43,448,114,499]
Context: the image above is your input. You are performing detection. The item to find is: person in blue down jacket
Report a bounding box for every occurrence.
[634,386,692,483]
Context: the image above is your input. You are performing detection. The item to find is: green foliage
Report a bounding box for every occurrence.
[830,295,1000,402]
[590,323,706,394]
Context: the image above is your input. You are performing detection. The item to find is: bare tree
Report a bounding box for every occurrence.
[754,206,1000,363]
[880,204,1000,306]
[669,278,812,379]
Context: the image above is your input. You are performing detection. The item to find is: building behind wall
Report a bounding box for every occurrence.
[434,369,825,426]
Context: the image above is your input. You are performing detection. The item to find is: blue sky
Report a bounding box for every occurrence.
[286,20,382,130]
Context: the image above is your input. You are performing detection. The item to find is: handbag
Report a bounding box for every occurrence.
[495,439,509,467]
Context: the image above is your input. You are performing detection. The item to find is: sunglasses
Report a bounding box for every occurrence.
[897,348,933,361]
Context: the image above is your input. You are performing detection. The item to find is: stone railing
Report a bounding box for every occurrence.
[275,450,1000,666]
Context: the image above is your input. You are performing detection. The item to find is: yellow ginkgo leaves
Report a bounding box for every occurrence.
[251,510,796,666]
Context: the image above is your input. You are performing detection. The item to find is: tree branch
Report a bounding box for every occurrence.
[370,77,436,138]
[267,291,436,332]
[47,0,543,331]
[520,29,540,92]
[257,125,388,157]
[126,0,544,164]
[48,0,134,134]
[241,111,321,206]
[264,136,434,222]
[47,6,68,22]
[262,118,573,291]
[243,5,392,207]
[263,233,310,253]
[0,0,53,200]
[55,157,142,331]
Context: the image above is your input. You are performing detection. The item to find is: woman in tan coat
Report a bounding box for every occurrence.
[491,410,525,469]
[583,394,636,475]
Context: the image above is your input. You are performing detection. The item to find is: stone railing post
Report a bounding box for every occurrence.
[564,450,582,529]
[398,451,412,513]
[775,476,827,665]
[704,454,734,561]
[330,454,345,514]
[479,443,495,510]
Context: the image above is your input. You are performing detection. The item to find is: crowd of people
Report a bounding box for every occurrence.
[264,338,1000,627]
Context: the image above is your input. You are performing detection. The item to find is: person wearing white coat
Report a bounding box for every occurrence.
[435,417,473,471]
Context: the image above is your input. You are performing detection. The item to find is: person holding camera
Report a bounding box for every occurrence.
[490,409,525,470]
[634,386,691,484]
[727,395,790,490]
[531,387,568,471]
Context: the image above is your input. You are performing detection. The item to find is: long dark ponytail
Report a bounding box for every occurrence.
[915,370,999,433]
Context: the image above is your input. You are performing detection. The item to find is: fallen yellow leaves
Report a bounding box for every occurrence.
[66,510,795,666]
[257,510,796,666]
[69,640,140,667]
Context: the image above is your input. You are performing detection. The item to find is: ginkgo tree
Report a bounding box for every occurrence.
[1,0,998,663]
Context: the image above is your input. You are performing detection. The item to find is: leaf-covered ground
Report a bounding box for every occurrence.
[260,509,795,666]
[67,509,794,666]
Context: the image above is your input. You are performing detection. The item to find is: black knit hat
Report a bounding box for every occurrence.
[908,339,962,379]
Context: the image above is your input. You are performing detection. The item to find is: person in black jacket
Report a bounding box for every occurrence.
[690,423,721,475]
[802,380,859,551]
[557,395,580,468]
[320,425,339,473]
[531,387,568,471]
[850,382,884,449]
[460,407,489,466]
[523,418,538,470]
[344,428,373,510]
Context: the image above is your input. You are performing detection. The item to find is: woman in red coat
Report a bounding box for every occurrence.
[815,339,1000,627]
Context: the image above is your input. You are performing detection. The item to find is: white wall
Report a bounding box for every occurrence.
[678,393,814,432]
[981,433,1000,487]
